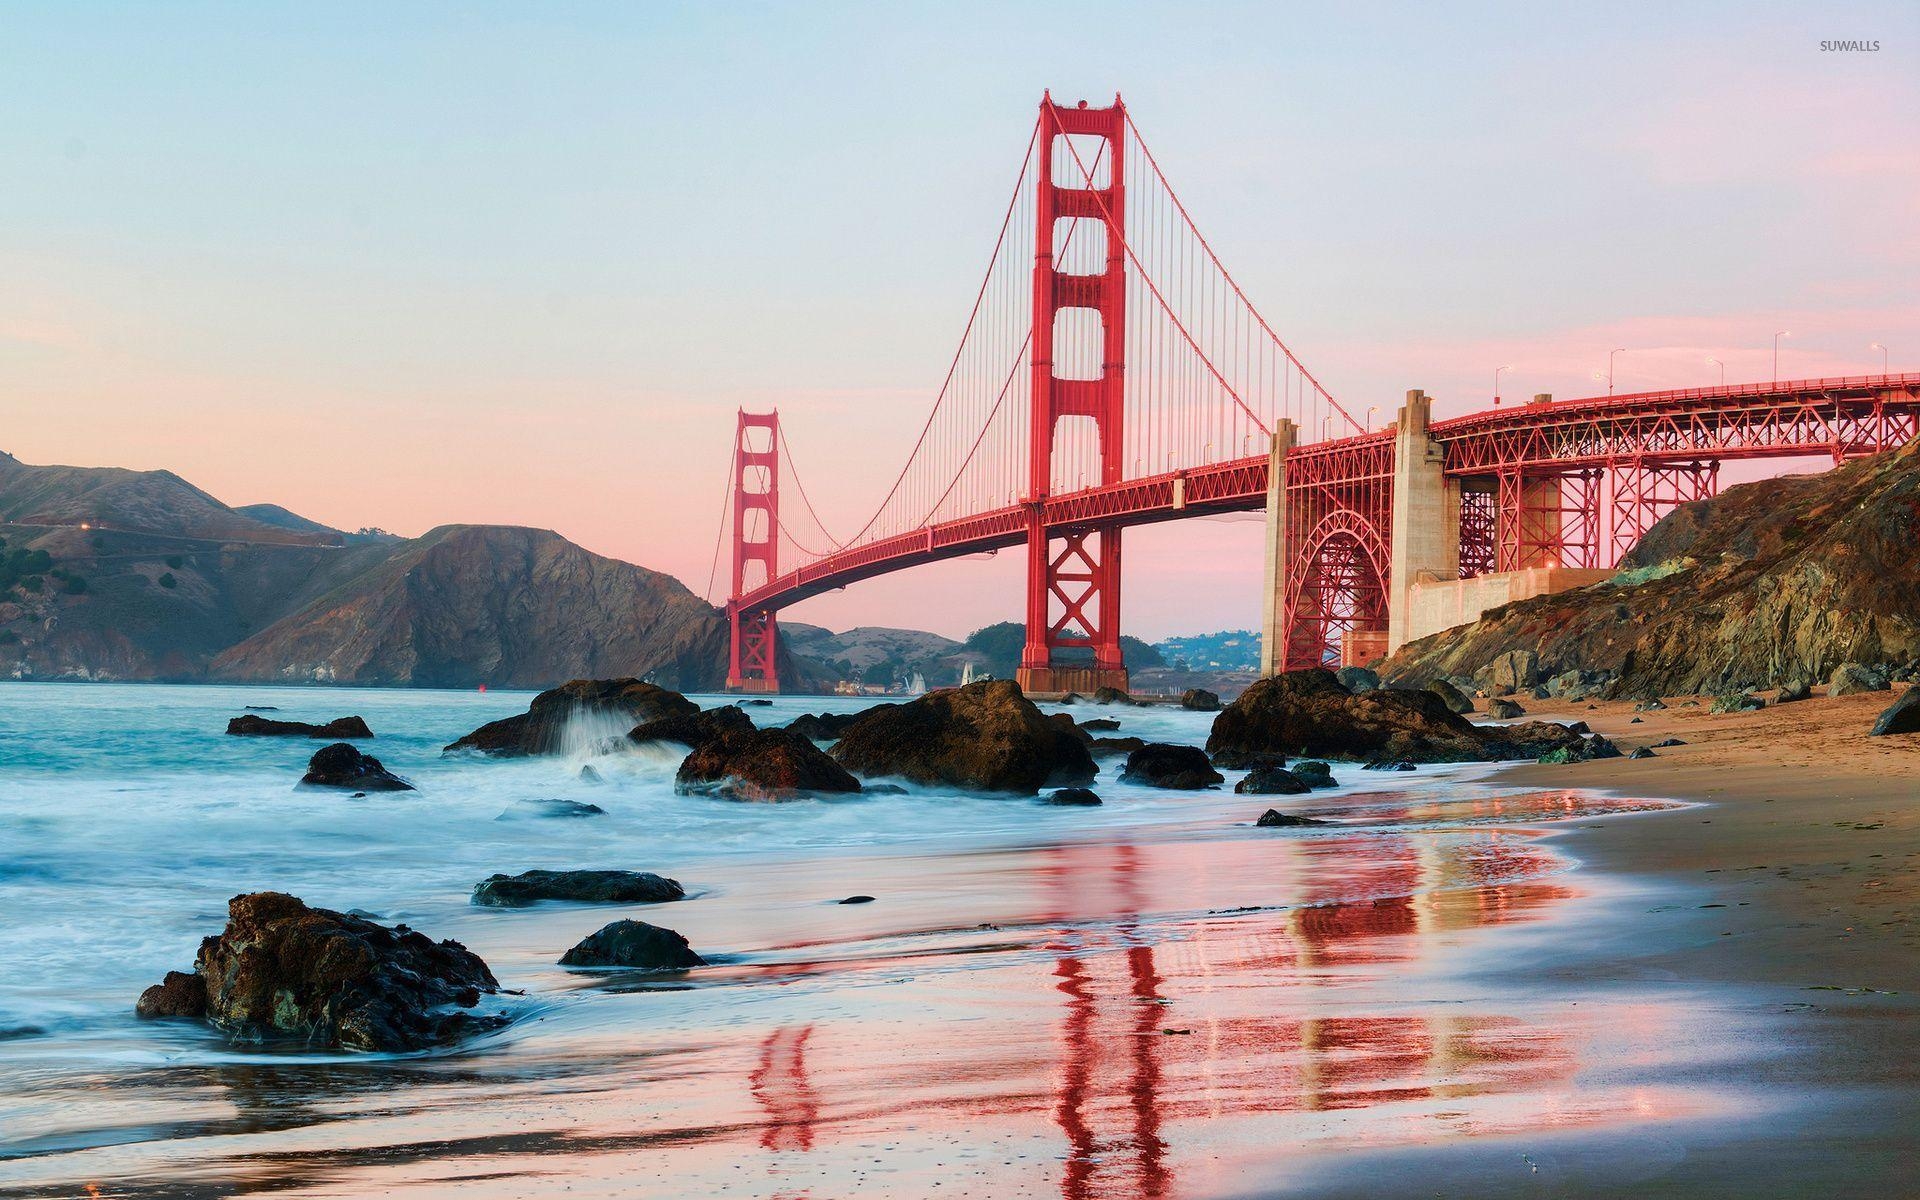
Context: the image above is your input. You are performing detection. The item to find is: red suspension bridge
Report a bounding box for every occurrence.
[717,93,1920,693]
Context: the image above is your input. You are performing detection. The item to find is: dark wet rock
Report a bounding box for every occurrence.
[578,764,605,784]
[1180,688,1221,712]
[1634,698,1669,711]
[1364,760,1417,772]
[1565,721,1591,735]
[1235,766,1310,795]
[1208,670,1600,766]
[1653,737,1688,747]
[1045,787,1103,806]
[558,920,704,970]
[675,726,862,801]
[1078,717,1122,733]
[243,705,280,711]
[1119,743,1224,790]
[1335,666,1380,694]
[1629,747,1657,759]
[496,798,606,821]
[1058,692,1084,705]
[828,680,1095,794]
[1630,716,1644,723]
[628,705,754,752]
[1830,663,1891,697]
[1089,735,1149,759]
[135,892,502,1051]
[1870,688,1920,737]
[1426,678,1474,714]
[1486,698,1525,720]
[739,698,773,707]
[863,782,909,795]
[1775,680,1811,703]
[1536,735,1624,765]
[1529,684,1552,700]
[471,869,684,908]
[784,709,891,742]
[1211,748,1289,770]
[1093,686,1138,706]
[227,714,373,739]
[447,679,698,757]
[1256,808,1329,827]
[0,1023,45,1041]
[1048,712,1094,745]
[1289,760,1336,789]
[299,742,414,791]
[839,895,875,904]
[1709,692,1764,714]
[135,970,207,1019]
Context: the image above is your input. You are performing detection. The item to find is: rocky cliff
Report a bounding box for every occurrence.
[1382,439,1920,697]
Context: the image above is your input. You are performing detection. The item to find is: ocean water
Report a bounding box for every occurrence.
[0,682,1737,1198]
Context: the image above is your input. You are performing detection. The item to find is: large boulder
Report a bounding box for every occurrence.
[135,892,503,1051]
[784,710,890,742]
[1255,808,1328,827]
[828,680,1095,794]
[1830,663,1891,697]
[558,920,705,970]
[1335,666,1380,694]
[495,798,606,821]
[1119,744,1224,789]
[1180,689,1221,712]
[1093,686,1138,706]
[471,869,684,908]
[1870,689,1920,737]
[1235,766,1311,795]
[1487,649,1542,694]
[1044,787,1103,806]
[628,705,754,751]
[446,679,698,757]
[1207,669,1598,766]
[1088,735,1147,758]
[227,714,373,739]
[299,743,414,791]
[1426,678,1475,714]
[1486,698,1526,720]
[1775,680,1811,703]
[675,727,862,801]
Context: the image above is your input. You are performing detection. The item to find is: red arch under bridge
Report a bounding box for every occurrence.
[718,94,1920,692]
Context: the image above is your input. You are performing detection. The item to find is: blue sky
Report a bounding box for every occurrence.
[1,2,1914,637]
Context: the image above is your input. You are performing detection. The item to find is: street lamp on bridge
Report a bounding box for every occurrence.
[1872,342,1889,373]
[1773,330,1790,382]
[1494,364,1512,407]
[1607,348,1627,396]
[1707,356,1725,386]
[1366,405,1377,430]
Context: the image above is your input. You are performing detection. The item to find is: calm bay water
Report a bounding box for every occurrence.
[0,682,1747,1198]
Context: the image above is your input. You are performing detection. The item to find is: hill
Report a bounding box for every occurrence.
[1381,439,1920,697]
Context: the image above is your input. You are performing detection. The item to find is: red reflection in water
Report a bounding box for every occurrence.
[750,1025,820,1152]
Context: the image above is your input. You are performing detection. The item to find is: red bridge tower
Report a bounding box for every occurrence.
[1017,94,1129,696]
[726,410,780,692]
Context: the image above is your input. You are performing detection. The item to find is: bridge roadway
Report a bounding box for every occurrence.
[734,372,1920,617]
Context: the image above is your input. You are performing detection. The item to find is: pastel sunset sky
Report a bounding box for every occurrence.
[2,2,1914,639]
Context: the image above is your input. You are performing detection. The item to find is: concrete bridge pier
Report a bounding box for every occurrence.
[1258,419,1299,676]
[1386,390,1459,656]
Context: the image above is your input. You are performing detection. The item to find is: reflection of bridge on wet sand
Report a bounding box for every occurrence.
[743,800,1608,1198]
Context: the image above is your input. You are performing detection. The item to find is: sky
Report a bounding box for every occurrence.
[2,2,1915,640]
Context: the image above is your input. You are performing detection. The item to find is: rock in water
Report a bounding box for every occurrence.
[675,727,862,801]
[227,714,374,739]
[495,798,606,820]
[628,705,754,751]
[446,679,698,757]
[1426,678,1475,713]
[1870,689,1920,736]
[828,680,1096,794]
[134,892,502,1051]
[1830,663,1891,697]
[785,709,890,742]
[1235,766,1310,795]
[1088,735,1148,758]
[299,742,414,791]
[1290,760,1337,789]
[1180,689,1221,712]
[1093,686,1138,706]
[1119,744,1224,790]
[1335,666,1380,694]
[558,920,705,970]
[1045,787,1103,806]
[1486,698,1526,719]
[1256,808,1328,827]
[471,869,684,907]
[1207,669,1600,766]
[1078,717,1122,733]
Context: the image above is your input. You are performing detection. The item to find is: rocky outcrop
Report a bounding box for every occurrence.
[784,710,888,742]
[1119,744,1224,789]
[1830,663,1891,697]
[1335,666,1379,693]
[134,892,503,1051]
[1180,689,1221,712]
[559,920,705,970]
[471,869,684,908]
[828,680,1096,794]
[1381,440,1920,697]
[675,727,862,801]
[227,714,373,739]
[628,704,753,750]
[1088,735,1147,758]
[1093,686,1137,706]
[1206,669,1603,766]
[448,679,698,756]
[1427,678,1475,714]
[299,743,414,791]
[1870,689,1920,737]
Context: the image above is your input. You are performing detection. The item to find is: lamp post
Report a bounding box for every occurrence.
[1607,348,1626,396]
[1706,356,1725,386]
[1773,331,1790,382]
[1494,364,1512,407]
[1871,342,1889,373]
[1321,414,1334,441]
[1365,405,1378,430]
